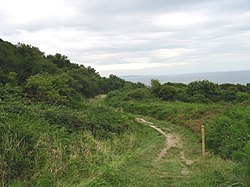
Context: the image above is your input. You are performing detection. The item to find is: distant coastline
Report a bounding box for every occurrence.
[121,70,250,85]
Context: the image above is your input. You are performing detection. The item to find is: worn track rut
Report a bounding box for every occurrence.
[136,118,194,176]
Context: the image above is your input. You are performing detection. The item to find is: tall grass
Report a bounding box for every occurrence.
[106,94,250,184]
[0,86,139,186]
[0,110,142,186]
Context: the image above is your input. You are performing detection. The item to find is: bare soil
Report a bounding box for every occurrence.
[136,118,195,176]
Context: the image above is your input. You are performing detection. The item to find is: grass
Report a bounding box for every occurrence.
[0,95,165,186]
[149,116,246,186]
[110,115,246,187]
[1,108,248,186]
[78,119,163,186]
[73,113,246,186]
[1,92,249,186]
[0,93,137,186]
[106,96,250,159]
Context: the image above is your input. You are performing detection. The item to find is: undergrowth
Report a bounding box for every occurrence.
[0,85,138,186]
[106,91,250,184]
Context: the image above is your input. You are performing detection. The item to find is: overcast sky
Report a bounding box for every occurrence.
[0,0,250,76]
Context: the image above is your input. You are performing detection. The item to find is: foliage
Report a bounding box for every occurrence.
[0,37,141,149]
[41,105,129,139]
[106,91,250,164]
[0,84,133,186]
[1,38,249,186]
[149,79,250,103]
[25,72,75,104]
[232,141,250,184]
[0,39,133,101]
[126,88,153,100]
[187,80,221,101]
[206,107,250,159]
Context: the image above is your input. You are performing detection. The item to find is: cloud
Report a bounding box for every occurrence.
[86,61,192,71]
[0,0,250,76]
[152,12,207,28]
[150,48,195,59]
[0,0,77,25]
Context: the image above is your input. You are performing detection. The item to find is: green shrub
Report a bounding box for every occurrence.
[232,141,250,185]
[236,92,250,102]
[206,110,250,159]
[25,72,74,104]
[190,93,211,103]
[126,88,152,100]
[0,119,37,184]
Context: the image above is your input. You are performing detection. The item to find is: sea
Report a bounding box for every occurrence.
[121,70,250,85]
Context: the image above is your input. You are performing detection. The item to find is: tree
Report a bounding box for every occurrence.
[187,80,220,102]
[47,53,72,69]
[236,92,250,102]
[220,84,238,101]
[127,88,152,100]
[107,74,126,91]
[67,68,100,98]
[150,79,161,97]
[0,41,58,83]
[25,73,74,104]
[7,72,18,86]
[158,85,178,101]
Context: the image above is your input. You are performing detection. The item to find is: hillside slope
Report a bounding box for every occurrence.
[1,39,249,186]
[0,39,136,186]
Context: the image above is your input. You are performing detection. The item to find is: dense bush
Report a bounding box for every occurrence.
[0,113,98,185]
[206,107,250,159]
[148,79,250,103]
[106,90,250,168]
[0,120,36,183]
[1,38,249,186]
[233,141,250,184]
[41,105,129,139]
[126,88,153,100]
[0,84,134,185]
[0,39,134,101]
[25,72,75,104]
[106,92,214,127]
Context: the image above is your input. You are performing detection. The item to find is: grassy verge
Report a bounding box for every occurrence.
[0,91,140,186]
[106,96,249,161]
[82,113,246,186]
[1,93,248,186]
[0,92,164,186]
[135,116,246,186]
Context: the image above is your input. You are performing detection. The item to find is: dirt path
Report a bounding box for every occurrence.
[136,118,194,176]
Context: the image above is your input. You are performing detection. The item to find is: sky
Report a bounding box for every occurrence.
[0,0,250,76]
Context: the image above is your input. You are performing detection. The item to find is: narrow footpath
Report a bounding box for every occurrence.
[136,118,195,176]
